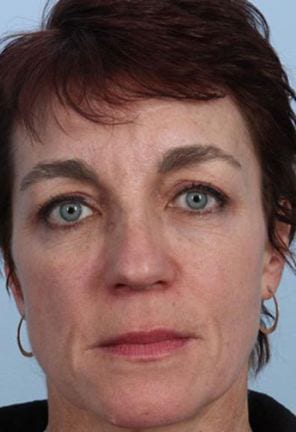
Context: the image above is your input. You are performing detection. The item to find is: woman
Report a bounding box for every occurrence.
[0,0,295,431]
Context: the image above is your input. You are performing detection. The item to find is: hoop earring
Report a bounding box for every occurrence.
[17,316,33,358]
[259,291,279,335]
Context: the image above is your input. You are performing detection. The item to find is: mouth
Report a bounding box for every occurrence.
[98,329,195,360]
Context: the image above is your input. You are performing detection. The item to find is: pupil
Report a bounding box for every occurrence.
[193,194,202,202]
[67,206,76,214]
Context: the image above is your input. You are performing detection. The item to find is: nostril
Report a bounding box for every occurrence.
[114,280,167,293]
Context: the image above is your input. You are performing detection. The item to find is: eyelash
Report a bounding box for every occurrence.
[36,193,94,228]
[36,182,228,230]
[172,182,228,214]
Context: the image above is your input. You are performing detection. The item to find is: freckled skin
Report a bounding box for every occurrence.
[10,97,286,432]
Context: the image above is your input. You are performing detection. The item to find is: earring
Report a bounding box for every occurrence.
[259,290,279,335]
[17,316,33,358]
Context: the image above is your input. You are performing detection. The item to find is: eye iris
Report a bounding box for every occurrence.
[59,203,82,222]
[186,191,208,210]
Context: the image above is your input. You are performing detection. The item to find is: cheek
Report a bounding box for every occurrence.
[11,232,105,353]
[175,220,265,356]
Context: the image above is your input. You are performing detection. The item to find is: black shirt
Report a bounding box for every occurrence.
[248,391,296,432]
[0,391,295,431]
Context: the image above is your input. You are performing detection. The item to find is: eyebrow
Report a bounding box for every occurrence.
[20,144,241,192]
[20,159,100,192]
[159,144,242,173]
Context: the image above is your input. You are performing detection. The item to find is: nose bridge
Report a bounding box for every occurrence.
[105,208,175,290]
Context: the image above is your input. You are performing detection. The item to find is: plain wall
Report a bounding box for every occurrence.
[0,0,295,413]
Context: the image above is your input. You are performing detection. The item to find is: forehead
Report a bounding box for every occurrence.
[12,96,259,182]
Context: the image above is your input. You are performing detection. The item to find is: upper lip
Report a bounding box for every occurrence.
[100,329,193,347]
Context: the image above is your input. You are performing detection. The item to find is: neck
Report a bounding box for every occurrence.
[46,374,252,432]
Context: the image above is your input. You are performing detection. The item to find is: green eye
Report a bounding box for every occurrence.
[59,202,83,222]
[185,192,208,210]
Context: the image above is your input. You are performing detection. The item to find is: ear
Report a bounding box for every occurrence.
[261,220,291,300]
[4,263,26,316]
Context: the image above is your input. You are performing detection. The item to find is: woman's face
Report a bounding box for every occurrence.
[10,97,284,429]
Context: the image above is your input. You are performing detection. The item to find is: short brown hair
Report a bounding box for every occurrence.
[0,0,295,372]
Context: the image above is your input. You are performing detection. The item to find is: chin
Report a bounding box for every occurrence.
[82,378,207,430]
[100,395,193,429]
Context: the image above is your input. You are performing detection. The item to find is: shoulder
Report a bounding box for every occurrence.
[249,390,296,432]
[0,400,47,432]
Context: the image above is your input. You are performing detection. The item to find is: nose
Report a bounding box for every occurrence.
[104,216,177,293]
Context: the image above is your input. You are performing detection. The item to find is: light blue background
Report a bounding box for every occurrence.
[0,0,295,413]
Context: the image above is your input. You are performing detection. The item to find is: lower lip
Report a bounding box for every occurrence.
[100,338,190,359]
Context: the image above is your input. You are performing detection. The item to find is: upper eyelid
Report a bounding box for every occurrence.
[39,194,91,209]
